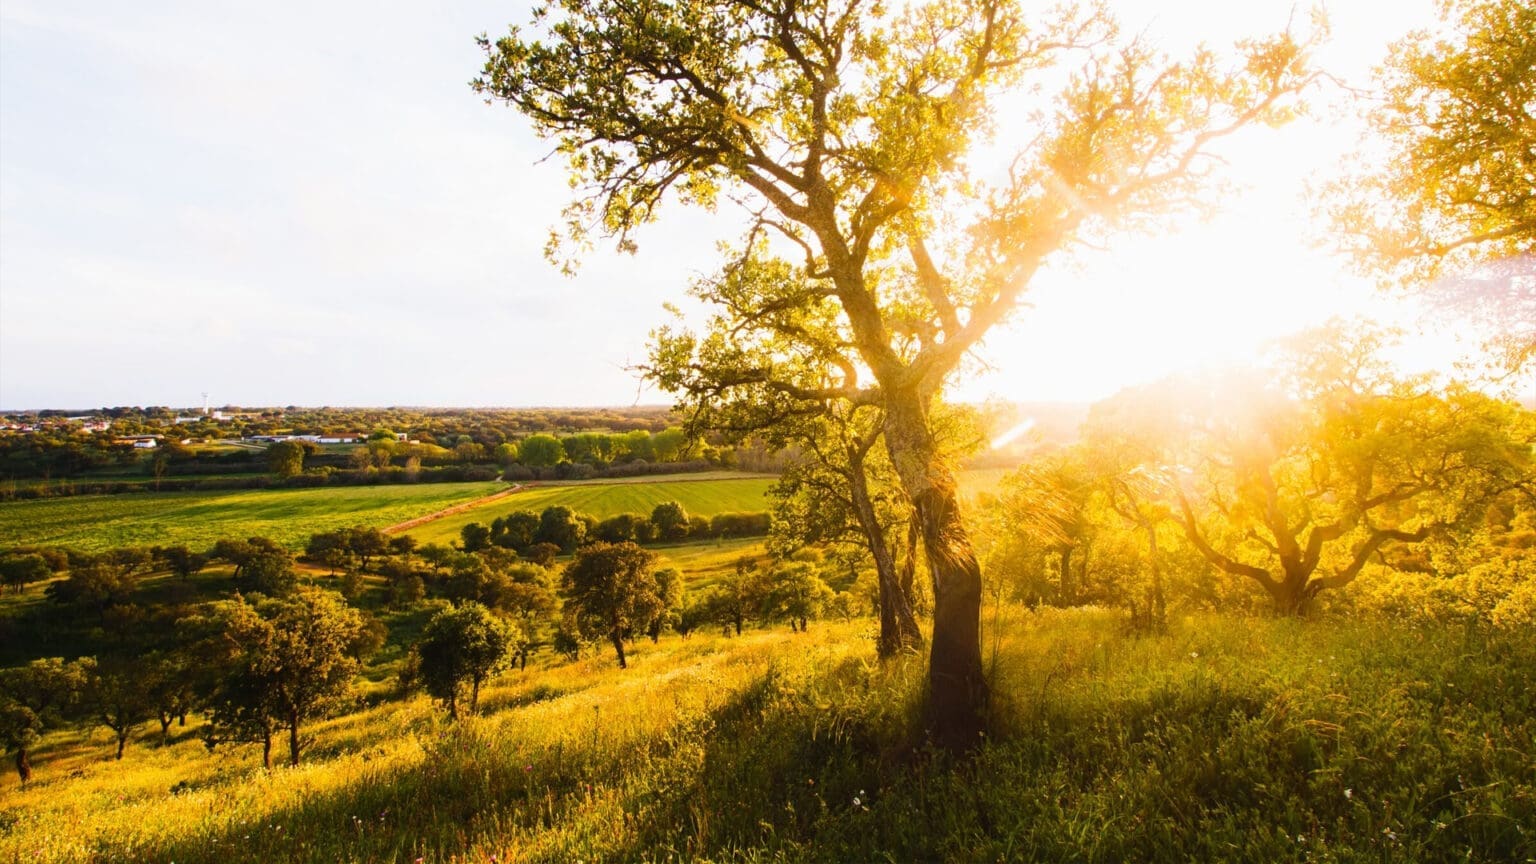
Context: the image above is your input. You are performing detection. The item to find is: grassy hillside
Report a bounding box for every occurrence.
[406,476,776,546]
[0,482,503,553]
[3,611,1530,862]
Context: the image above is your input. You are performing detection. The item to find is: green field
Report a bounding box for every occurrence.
[406,475,777,546]
[0,482,503,553]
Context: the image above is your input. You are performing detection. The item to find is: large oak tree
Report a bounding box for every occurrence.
[478,0,1315,747]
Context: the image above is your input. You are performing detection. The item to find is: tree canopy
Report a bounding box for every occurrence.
[1328,0,1535,374]
[478,0,1318,748]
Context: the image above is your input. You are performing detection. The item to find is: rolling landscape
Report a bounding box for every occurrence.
[2,0,1533,862]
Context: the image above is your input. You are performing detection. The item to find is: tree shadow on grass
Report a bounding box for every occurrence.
[137,652,927,863]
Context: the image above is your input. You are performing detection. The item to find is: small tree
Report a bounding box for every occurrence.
[265,440,307,478]
[650,501,689,542]
[239,552,298,597]
[84,654,152,760]
[152,545,209,582]
[536,506,585,553]
[46,559,138,618]
[202,589,368,767]
[460,522,492,553]
[0,553,50,594]
[305,531,353,576]
[347,527,390,571]
[759,563,836,632]
[562,542,673,668]
[415,602,518,718]
[0,658,88,783]
[647,568,685,641]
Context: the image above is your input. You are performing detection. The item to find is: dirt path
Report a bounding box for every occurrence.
[383,484,528,535]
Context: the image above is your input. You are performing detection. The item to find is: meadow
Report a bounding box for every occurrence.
[0,482,503,553]
[2,609,1530,863]
[404,475,778,546]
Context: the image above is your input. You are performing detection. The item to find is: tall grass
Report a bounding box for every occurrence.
[3,612,1531,862]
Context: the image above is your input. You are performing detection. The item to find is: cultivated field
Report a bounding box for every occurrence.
[0,482,503,553]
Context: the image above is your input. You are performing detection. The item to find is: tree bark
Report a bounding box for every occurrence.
[1058,546,1073,605]
[261,733,272,771]
[287,715,301,767]
[15,747,31,784]
[115,730,127,760]
[883,391,987,751]
[848,445,923,656]
[610,627,627,669]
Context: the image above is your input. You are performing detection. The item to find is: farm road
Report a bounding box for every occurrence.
[384,484,525,534]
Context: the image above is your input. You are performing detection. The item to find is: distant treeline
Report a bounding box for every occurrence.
[0,458,734,501]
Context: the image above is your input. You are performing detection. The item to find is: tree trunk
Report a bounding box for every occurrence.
[471,676,482,712]
[115,729,127,760]
[15,747,31,784]
[848,449,923,657]
[610,627,627,669]
[1146,526,1166,630]
[261,733,272,771]
[287,715,301,767]
[160,713,173,743]
[1058,546,1073,605]
[899,514,920,610]
[1270,578,1310,616]
[883,391,987,751]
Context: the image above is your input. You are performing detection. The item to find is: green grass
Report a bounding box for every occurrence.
[4,610,1531,863]
[407,475,776,546]
[0,482,503,553]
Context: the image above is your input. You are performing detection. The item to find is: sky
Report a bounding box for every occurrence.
[1,0,1504,411]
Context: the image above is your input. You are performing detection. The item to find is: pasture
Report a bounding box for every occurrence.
[0,482,503,553]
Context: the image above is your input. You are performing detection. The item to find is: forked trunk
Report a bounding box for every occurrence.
[1269,577,1313,617]
[884,392,987,751]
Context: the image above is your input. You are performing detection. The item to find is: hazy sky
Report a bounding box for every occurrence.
[1,0,1471,411]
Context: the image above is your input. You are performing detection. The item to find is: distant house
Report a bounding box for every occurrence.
[317,433,365,444]
[116,435,160,449]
